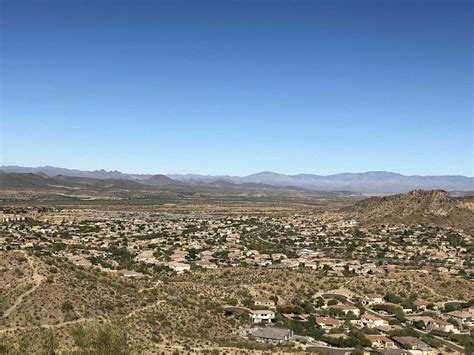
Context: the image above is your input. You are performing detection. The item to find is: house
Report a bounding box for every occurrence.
[366,335,396,349]
[426,319,457,333]
[170,249,188,262]
[20,242,34,249]
[195,259,218,269]
[315,316,341,330]
[362,294,384,306]
[413,300,430,311]
[168,262,191,273]
[117,269,144,278]
[68,255,92,268]
[254,297,276,308]
[249,310,275,323]
[360,314,388,328]
[271,253,287,261]
[304,261,318,269]
[447,310,473,327]
[392,336,431,351]
[280,259,300,268]
[325,333,349,340]
[331,303,360,316]
[250,327,293,344]
[341,219,358,227]
[1,214,25,223]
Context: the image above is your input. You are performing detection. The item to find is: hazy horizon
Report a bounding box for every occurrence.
[2,164,474,178]
[1,0,473,176]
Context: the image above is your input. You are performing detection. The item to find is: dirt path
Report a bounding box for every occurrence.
[0,256,165,333]
[0,316,100,334]
[0,301,165,334]
[2,251,46,319]
[123,299,165,319]
[138,280,162,293]
[0,292,165,333]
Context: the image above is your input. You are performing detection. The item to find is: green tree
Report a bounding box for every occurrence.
[327,299,338,306]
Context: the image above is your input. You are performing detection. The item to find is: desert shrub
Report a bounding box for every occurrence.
[71,321,129,355]
[0,338,11,354]
[40,329,59,355]
[62,300,74,312]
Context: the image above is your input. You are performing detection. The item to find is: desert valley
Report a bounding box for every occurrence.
[0,170,473,354]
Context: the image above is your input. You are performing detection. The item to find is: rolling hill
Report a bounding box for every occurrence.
[343,189,474,231]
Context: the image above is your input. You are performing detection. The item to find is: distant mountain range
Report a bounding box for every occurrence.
[1,165,473,193]
[0,171,354,201]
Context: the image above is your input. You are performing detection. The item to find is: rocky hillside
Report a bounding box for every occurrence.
[345,189,474,231]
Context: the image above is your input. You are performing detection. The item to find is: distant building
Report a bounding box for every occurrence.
[168,262,191,273]
[254,297,276,308]
[1,214,26,223]
[340,219,358,227]
[117,269,144,278]
[195,259,218,269]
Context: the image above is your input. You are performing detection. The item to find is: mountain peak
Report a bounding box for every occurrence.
[143,174,180,186]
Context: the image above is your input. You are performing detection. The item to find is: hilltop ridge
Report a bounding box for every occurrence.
[343,189,474,231]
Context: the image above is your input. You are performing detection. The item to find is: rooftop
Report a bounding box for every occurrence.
[250,327,292,341]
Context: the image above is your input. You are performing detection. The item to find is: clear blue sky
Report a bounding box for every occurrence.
[1,0,473,176]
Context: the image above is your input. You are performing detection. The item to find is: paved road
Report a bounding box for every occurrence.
[307,345,358,354]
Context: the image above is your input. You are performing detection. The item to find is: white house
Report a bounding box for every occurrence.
[254,297,276,308]
[360,314,388,328]
[168,262,191,273]
[362,294,384,306]
[331,303,360,316]
[427,319,457,333]
[249,310,275,323]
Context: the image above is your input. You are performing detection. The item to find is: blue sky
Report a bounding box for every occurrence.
[1,0,472,176]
